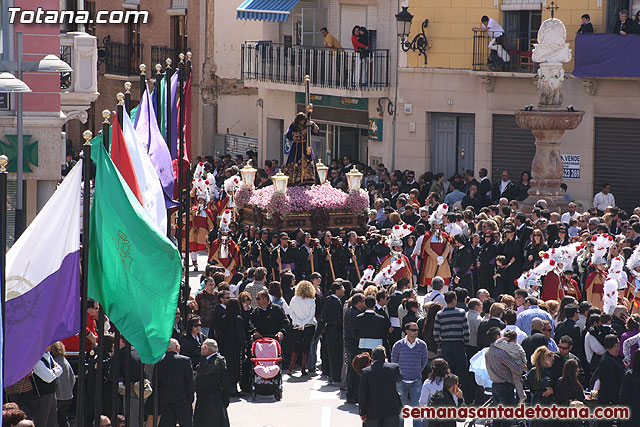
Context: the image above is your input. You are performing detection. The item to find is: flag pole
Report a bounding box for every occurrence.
[114,97,133,427]
[0,154,8,395]
[139,64,146,99]
[76,129,93,426]
[154,64,163,129]
[165,58,173,155]
[178,53,186,316]
[94,108,112,427]
[124,82,132,119]
[184,52,192,300]
[143,61,160,427]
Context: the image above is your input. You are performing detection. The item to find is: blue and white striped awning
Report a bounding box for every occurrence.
[236,0,300,23]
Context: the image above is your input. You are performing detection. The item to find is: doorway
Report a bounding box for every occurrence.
[430,113,475,179]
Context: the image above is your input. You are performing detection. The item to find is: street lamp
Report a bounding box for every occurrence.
[395,6,413,40]
[0,73,32,93]
[316,160,328,185]
[240,161,257,190]
[272,171,289,194]
[396,7,429,65]
[346,166,363,192]
[36,54,73,73]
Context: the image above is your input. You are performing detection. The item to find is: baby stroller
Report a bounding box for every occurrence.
[250,337,283,401]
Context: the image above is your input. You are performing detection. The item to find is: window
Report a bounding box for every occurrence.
[172,15,188,55]
[85,0,97,36]
[127,21,142,73]
[503,10,541,40]
[302,8,327,47]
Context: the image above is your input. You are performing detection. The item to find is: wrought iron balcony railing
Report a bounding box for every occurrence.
[104,37,143,76]
[473,31,537,73]
[241,41,390,89]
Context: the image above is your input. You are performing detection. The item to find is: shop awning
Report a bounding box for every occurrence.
[236,0,300,23]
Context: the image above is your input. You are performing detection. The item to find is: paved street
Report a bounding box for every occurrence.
[187,254,470,427]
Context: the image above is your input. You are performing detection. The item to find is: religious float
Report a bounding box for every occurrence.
[233,76,369,231]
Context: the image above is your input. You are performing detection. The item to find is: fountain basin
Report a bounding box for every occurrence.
[515,110,584,131]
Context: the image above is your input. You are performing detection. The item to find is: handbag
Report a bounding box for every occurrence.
[118,379,153,400]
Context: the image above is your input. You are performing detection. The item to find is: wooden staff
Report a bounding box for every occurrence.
[277,247,282,273]
[310,247,315,273]
[258,244,264,267]
[350,248,362,281]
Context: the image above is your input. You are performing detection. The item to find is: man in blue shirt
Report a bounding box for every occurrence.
[444,181,466,209]
[515,296,554,336]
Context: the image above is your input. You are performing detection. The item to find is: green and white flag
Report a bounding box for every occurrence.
[88,134,181,363]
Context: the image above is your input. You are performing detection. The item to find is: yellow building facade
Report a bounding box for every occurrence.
[406,0,606,70]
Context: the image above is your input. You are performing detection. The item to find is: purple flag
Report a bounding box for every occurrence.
[166,72,179,159]
[135,85,178,209]
[5,161,82,386]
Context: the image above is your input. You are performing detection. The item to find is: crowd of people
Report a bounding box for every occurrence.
[5,151,640,427]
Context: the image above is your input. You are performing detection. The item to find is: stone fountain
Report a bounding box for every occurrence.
[514,17,584,213]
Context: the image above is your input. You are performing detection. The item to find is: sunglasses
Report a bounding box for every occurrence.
[558,346,570,350]
[194,324,202,327]
[543,328,552,332]
[407,328,419,332]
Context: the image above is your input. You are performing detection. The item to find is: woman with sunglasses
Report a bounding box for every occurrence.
[524,229,548,271]
[497,225,520,296]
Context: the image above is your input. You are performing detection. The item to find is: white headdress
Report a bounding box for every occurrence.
[428,204,448,225]
[627,246,640,278]
[591,233,614,266]
[386,222,414,253]
[224,175,242,195]
[219,208,232,233]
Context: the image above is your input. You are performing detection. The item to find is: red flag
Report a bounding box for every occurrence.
[111,114,144,206]
[176,71,192,162]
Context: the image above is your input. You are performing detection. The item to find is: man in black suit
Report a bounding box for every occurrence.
[157,339,195,427]
[610,9,634,35]
[357,296,390,358]
[521,318,548,368]
[597,334,625,427]
[209,290,229,339]
[476,302,506,349]
[478,168,492,207]
[359,345,403,426]
[577,14,594,34]
[250,289,289,341]
[514,212,533,272]
[322,282,345,383]
[554,304,581,346]
[387,278,410,348]
[61,152,76,176]
[463,169,480,195]
[491,170,517,203]
[549,335,583,387]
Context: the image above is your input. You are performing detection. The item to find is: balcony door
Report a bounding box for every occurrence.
[430,114,475,180]
[302,8,328,47]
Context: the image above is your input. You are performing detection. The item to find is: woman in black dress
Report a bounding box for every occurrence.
[523,229,548,271]
[179,315,207,371]
[217,298,245,397]
[516,170,531,201]
[477,231,498,295]
[498,225,520,296]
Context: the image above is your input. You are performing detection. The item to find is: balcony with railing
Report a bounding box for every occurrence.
[472,31,537,73]
[104,37,143,76]
[241,42,390,96]
[151,45,191,69]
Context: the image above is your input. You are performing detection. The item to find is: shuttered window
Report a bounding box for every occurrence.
[594,117,640,214]
[340,4,367,48]
[491,114,536,182]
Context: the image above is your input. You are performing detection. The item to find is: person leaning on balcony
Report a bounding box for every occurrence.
[473,15,504,38]
[577,14,594,34]
[321,27,343,52]
[610,9,634,36]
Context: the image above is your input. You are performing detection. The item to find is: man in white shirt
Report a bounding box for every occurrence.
[32,348,63,426]
[425,276,447,306]
[593,183,615,214]
[561,202,580,224]
[473,15,505,37]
